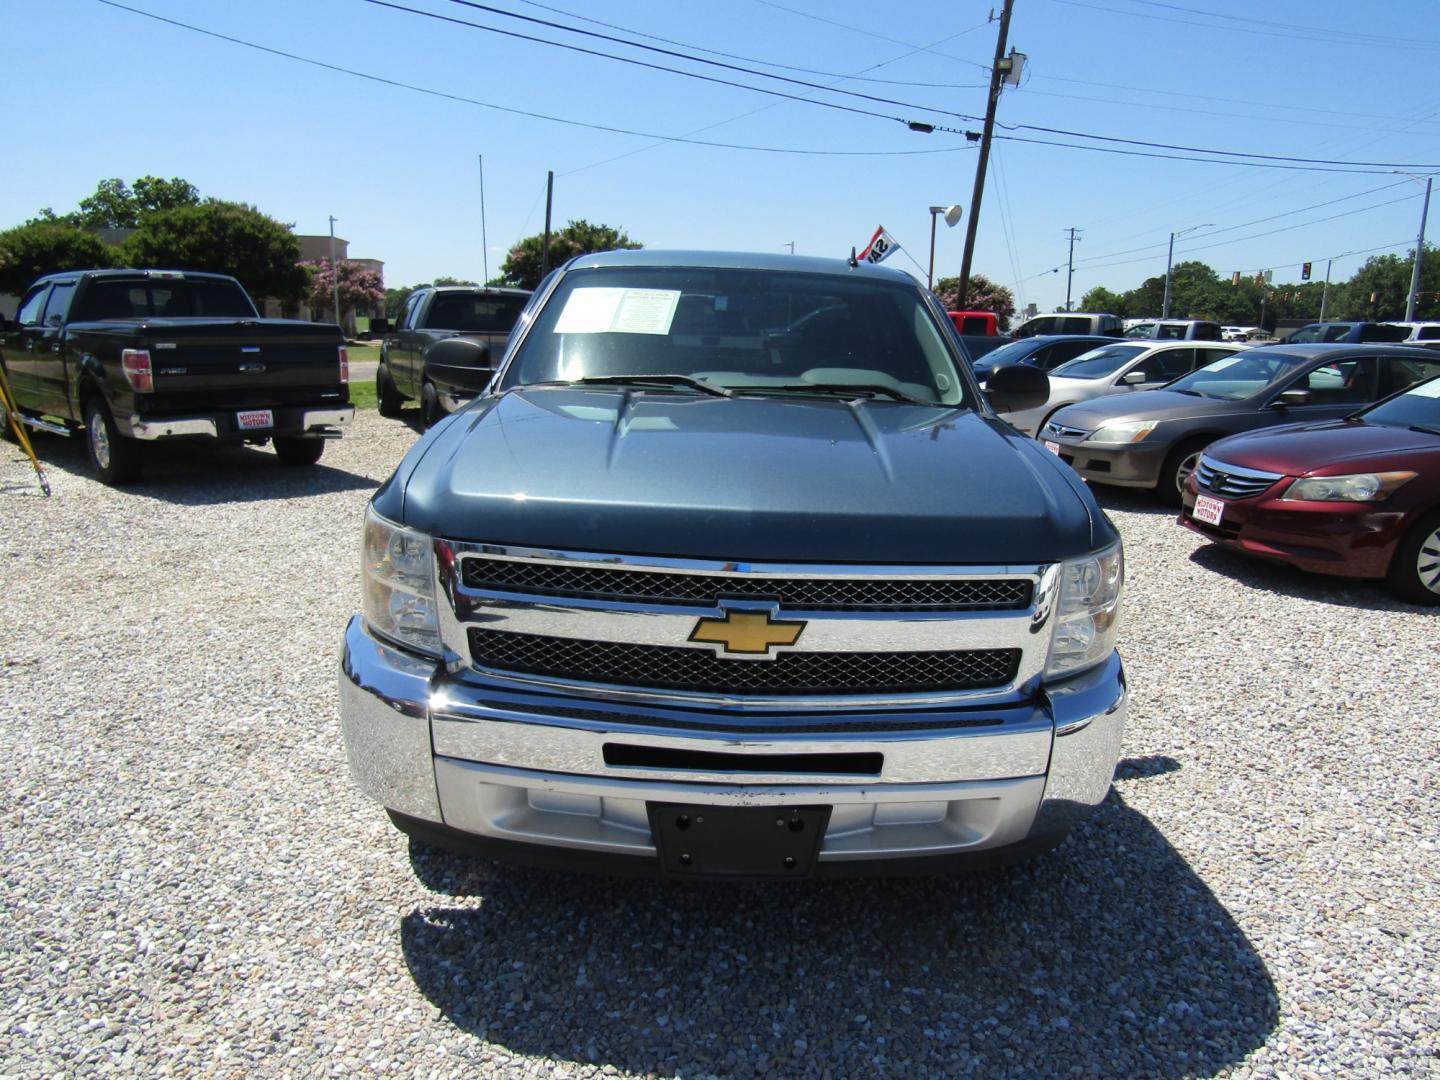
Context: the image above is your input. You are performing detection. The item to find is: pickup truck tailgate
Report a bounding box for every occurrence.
[121,319,347,410]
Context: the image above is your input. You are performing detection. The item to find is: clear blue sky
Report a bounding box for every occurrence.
[5,0,1438,313]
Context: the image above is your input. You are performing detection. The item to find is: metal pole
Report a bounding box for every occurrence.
[956,0,1014,306]
[540,170,554,281]
[1161,231,1176,319]
[927,210,939,289]
[478,155,490,286]
[1319,258,1333,323]
[1405,176,1432,321]
[327,215,341,329]
[1065,227,1080,311]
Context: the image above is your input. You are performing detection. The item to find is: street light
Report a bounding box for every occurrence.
[928,204,963,290]
[1162,223,1213,319]
[1395,172,1433,321]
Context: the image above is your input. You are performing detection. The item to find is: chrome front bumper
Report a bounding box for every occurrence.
[338,616,1127,869]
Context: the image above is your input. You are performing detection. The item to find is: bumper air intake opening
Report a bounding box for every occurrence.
[603,743,884,776]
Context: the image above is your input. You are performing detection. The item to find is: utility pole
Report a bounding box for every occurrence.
[1404,175,1431,321]
[327,216,341,330]
[957,0,1015,306]
[1064,227,1081,311]
[1319,258,1333,323]
[540,171,555,281]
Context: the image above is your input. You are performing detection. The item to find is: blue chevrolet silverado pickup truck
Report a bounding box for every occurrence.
[340,251,1127,878]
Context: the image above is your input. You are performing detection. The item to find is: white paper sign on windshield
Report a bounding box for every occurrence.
[1205,356,1243,372]
[1410,379,1440,399]
[552,288,681,336]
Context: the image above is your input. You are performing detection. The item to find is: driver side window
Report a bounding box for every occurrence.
[15,285,50,327]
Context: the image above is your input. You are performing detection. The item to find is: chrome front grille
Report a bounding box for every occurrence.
[460,556,1032,611]
[468,628,1021,696]
[1044,421,1087,440]
[436,544,1052,707]
[1194,455,1283,498]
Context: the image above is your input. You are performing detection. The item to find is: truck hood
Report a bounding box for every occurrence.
[394,387,1106,564]
[1205,419,1440,475]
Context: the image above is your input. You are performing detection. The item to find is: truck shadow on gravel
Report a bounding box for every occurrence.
[13,434,378,503]
[399,790,1277,1078]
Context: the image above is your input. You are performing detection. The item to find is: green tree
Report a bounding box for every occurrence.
[433,276,477,286]
[501,220,641,289]
[33,176,201,230]
[1333,245,1439,320]
[0,221,115,294]
[120,200,307,302]
[1079,286,1126,316]
[932,274,1017,331]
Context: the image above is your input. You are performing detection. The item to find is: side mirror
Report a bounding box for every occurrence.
[1121,370,1147,385]
[1274,388,1311,408]
[370,317,391,335]
[986,363,1050,414]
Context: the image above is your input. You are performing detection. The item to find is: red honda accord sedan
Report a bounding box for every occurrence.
[1179,372,1440,603]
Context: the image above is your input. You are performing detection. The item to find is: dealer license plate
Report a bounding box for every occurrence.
[648,803,830,878]
[236,409,274,430]
[1193,493,1225,526]
[1043,440,1061,455]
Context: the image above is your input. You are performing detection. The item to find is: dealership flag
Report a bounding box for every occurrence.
[858,226,901,264]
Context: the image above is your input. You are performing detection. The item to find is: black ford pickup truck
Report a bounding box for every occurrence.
[341,251,1127,879]
[378,284,531,426]
[0,269,352,483]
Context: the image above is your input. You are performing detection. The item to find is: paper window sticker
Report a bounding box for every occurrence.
[553,288,626,334]
[611,290,682,335]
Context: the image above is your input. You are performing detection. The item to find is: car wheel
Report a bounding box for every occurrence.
[377,363,404,418]
[273,435,326,467]
[420,380,443,429]
[1157,438,1209,506]
[1385,508,1440,605]
[84,398,143,485]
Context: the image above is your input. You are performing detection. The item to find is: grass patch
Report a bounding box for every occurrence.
[347,343,382,364]
[349,381,377,410]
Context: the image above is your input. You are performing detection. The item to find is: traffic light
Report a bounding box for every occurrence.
[1301,262,1312,281]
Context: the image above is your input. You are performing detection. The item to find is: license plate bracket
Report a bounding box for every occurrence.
[236,409,274,430]
[648,803,830,878]
[1193,493,1225,526]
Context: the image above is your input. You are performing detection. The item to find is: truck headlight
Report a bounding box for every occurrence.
[1045,544,1123,679]
[362,506,441,657]
[1281,471,1415,502]
[1086,419,1157,446]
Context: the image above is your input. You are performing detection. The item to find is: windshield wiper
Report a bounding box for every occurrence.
[544,374,732,398]
[737,382,931,405]
[1409,424,1440,436]
[1172,388,1205,397]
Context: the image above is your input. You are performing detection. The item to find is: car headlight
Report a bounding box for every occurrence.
[1281,471,1416,502]
[1045,544,1124,679]
[1085,419,1157,445]
[362,506,441,657]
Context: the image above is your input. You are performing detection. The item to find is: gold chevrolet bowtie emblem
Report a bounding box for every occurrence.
[689,609,806,656]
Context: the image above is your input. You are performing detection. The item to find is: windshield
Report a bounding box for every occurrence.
[1050,344,1147,380]
[975,337,1046,368]
[75,279,257,319]
[1165,349,1309,400]
[501,266,969,406]
[1359,371,1440,430]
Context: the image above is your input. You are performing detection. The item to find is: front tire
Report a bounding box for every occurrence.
[420,380,443,429]
[1386,508,1440,605]
[273,435,325,467]
[1157,438,1209,506]
[84,399,143,485]
[377,363,404,418]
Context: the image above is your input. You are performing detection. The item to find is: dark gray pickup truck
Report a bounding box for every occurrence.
[341,251,1128,879]
[378,284,531,426]
[0,269,352,483]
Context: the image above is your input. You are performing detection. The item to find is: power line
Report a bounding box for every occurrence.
[1111,0,1440,50]
[91,0,974,158]
[509,0,990,89]
[990,134,1428,175]
[410,0,978,122]
[748,0,995,72]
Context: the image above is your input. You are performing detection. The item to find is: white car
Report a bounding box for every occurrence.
[997,340,1250,436]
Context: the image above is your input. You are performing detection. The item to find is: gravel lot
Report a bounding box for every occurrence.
[2,410,1437,1078]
